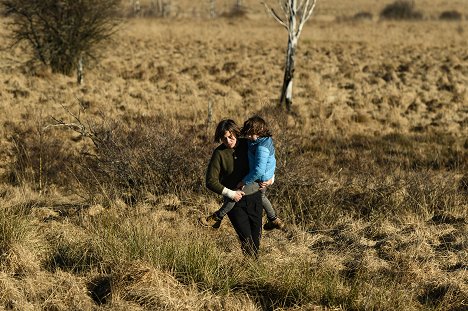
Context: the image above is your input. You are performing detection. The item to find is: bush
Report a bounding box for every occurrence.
[1,0,121,75]
[71,115,211,203]
[353,11,373,21]
[220,4,248,18]
[380,1,423,20]
[439,10,462,21]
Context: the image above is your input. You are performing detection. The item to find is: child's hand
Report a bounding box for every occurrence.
[258,178,273,189]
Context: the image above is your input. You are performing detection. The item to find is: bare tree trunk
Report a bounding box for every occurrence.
[156,0,163,15]
[77,54,84,85]
[133,0,141,16]
[163,0,172,17]
[280,36,297,111]
[280,0,297,111]
[206,101,213,139]
[209,0,216,18]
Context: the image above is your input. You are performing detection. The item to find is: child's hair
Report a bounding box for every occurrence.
[214,119,241,142]
[241,115,272,137]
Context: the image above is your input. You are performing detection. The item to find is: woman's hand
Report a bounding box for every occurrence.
[233,190,245,202]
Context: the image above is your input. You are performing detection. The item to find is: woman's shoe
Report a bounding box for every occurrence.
[263,217,284,231]
[199,213,222,229]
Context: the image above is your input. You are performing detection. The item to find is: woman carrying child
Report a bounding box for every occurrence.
[201,115,284,232]
[203,119,264,257]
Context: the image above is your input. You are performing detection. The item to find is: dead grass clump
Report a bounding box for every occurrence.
[87,263,259,310]
[44,228,104,274]
[85,211,239,292]
[30,271,95,311]
[0,205,45,276]
[417,281,467,310]
[439,10,463,21]
[380,1,423,20]
[0,272,34,310]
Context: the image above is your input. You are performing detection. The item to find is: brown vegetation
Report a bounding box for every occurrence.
[0,0,467,310]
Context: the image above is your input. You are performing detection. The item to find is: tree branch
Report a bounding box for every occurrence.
[296,0,317,37]
[262,2,288,29]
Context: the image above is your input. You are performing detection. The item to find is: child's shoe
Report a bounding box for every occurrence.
[263,217,284,231]
[199,213,222,229]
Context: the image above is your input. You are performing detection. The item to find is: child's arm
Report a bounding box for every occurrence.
[242,145,270,185]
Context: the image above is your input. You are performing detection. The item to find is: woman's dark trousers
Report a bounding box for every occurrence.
[227,191,263,257]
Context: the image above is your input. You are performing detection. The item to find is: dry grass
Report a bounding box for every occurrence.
[0,1,467,310]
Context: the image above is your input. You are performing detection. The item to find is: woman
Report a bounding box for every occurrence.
[203,119,264,257]
[201,115,283,231]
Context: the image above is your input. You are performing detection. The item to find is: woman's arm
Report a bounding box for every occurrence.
[206,150,245,201]
[205,151,224,195]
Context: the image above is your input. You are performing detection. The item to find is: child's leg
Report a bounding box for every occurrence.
[215,198,236,219]
[260,188,277,221]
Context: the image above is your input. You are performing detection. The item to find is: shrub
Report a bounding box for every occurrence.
[353,11,373,21]
[1,0,121,75]
[439,10,462,21]
[70,115,211,203]
[220,4,248,18]
[380,1,423,20]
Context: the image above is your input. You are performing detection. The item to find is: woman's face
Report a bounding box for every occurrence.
[221,131,237,149]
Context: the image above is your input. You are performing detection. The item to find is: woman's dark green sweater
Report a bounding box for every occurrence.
[205,138,249,195]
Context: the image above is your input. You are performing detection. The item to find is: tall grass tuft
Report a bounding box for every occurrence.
[86,211,239,292]
[0,206,31,262]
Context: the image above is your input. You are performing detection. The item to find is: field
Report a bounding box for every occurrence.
[0,0,467,310]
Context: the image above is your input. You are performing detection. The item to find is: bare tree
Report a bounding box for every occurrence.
[264,0,318,111]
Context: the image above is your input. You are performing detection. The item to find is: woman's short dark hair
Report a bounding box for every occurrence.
[214,119,241,142]
[241,115,272,137]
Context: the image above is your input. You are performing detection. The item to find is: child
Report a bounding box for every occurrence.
[201,115,284,231]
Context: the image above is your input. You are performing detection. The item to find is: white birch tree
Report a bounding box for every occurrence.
[132,0,141,16]
[263,0,318,111]
[236,0,242,10]
[209,0,216,18]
